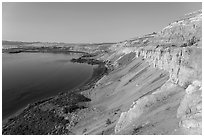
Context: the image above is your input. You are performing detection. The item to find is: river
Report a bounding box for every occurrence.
[2,52,95,120]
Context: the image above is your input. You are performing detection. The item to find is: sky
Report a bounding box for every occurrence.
[2,2,202,43]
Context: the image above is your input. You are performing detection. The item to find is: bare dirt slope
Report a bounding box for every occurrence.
[71,10,202,135]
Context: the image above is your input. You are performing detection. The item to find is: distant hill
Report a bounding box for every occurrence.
[2,40,115,46]
[2,40,40,46]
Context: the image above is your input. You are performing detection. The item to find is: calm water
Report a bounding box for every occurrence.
[2,53,94,120]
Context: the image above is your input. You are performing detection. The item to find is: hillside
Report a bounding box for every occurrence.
[2,10,202,135]
[74,9,202,135]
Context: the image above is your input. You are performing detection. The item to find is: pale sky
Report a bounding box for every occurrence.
[2,2,202,43]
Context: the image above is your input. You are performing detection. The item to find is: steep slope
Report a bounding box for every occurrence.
[80,10,202,135]
[106,10,202,135]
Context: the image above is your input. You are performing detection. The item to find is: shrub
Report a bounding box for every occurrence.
[183,81,191,89]
[106,119,112,125]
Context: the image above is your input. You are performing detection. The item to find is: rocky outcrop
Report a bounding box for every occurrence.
[115,81,184,134]
[134,46,201,87]
[176,80,202,134]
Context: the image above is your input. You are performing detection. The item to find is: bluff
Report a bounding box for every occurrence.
[102,10,202,135]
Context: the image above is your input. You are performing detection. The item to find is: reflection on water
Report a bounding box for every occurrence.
[2,53,94,120]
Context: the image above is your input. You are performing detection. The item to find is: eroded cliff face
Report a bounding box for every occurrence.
[108,10,201,86]
[104,10,202,134]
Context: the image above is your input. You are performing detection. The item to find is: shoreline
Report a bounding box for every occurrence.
[2,52,110,135]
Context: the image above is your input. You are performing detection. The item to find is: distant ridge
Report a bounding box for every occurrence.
[2,40,40,46]
[2,40,116,46]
